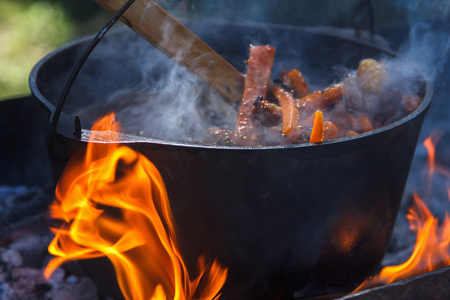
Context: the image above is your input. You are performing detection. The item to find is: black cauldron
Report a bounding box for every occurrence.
[30,23,432,299]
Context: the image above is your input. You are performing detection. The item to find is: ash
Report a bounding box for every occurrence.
[0,187,113,300]
[0,97,114,300]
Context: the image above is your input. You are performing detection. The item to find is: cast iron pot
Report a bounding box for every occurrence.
[30,23,432,299]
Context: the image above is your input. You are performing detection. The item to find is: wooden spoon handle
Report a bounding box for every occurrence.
[94,0,244,103]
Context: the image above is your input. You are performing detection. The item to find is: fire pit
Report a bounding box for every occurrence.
[28,21,433,299]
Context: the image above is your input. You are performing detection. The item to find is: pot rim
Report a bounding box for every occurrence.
[29,23,433,150]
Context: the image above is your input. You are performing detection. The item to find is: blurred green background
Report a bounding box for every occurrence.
[0,0,109,100]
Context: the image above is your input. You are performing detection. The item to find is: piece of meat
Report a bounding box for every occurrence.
[346,130,359,137]
[257,125,309,146]
[204,127,236,146]
[297,82,345,115]
[252,99,282,127]
[402,94,422,113]
[271,85,303,141]
[235,45,276,146]
[322,82,346,105]
[324,121,338,141]
[287,69,311,98]
[349,113,374,133]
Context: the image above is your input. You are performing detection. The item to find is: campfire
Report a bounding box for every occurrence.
[39,123,450,300]
[1,1,450,300]
[2,108,448,300]
[350,132,450,294]
[44,113,227,300]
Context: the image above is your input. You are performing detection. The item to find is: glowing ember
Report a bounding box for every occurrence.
[354,131,450,292]
[44,113,228,300]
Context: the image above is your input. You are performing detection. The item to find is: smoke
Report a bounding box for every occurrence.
[396,22,450,83]
[339,0,450,131]
[71,0,450,145]
[390,0,450,83]
[395,0,450,138]
[66,27,236,144]
[102,50,238,143]
[394,0,450,205]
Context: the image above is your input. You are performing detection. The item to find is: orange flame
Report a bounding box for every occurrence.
[353,131,450,292]
[380,192,450,283]
[423,136,435,175]
[44,113,227,300]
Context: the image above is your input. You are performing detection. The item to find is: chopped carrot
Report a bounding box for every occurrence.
[288,69,310,98]
[324,121,338,141]
[346,130,359,137]
[298,91,322,113]
[348,114,357,128]
[359,114,374,132]
[271,85,302,141]
[298,82,345,113]
[309,110,324,143]
[322,82,345,105]
[350,113,374,133]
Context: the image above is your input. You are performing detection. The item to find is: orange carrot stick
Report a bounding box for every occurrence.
[322,82,345,105]
[298,82,346,113]
[349,113,374,133]
[346,130,359,137]
[271,85,302,141]
[310,110,324,143]
[288,69,310,98]
[297,91,322,113]
[359,114,374,133]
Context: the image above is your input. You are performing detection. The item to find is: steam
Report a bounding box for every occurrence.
[104,55,237,143]
[389,24,448,89]
[395,0,450,82]
[69,27,238,144]
[73,0,449,145]
[396,0,450,138]
[396,1,450,207]
[337,0,450,131]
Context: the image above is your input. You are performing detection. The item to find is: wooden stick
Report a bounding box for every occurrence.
[94,0,244,103]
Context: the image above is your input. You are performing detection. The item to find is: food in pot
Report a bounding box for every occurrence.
[204,45,423,147]
[234,45,276,146]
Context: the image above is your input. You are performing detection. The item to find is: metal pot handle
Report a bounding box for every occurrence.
[50,0,136,158]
